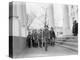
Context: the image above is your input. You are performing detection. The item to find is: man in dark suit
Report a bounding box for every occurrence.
[26,31,32,48]
[50,27,56,46]
[72,20,78,36]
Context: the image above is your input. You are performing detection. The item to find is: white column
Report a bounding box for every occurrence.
[16,2,27,37]
[13,2,27,56]
[13,2,20,36]
[47,4,54,29]
[68,5,74,35]
[63,5,72,36]
[16,2,27,49]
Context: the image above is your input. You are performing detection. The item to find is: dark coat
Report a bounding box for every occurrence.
[43,29,50,39]
[26,34,32,47]
[27,34,32,42]
[33,32,37,40]
[38,32,42,40]
[73,23,78,36]
[50,30,56,39]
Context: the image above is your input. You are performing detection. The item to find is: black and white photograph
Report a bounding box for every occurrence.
[9,1,78,58]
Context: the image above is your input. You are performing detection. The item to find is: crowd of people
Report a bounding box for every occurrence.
[26,20,78,51]
[26,25,56,51]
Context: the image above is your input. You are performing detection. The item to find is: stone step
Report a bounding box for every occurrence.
[62,39,78,42]
[56,37,78,42]
[56,39,78,48]
[61,42,78,47]
[56,37,77,40]
[56,43,78,52]
[56,35,77,39]
[56,39,78,43]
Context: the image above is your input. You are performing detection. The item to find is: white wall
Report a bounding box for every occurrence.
[12,2,27,57]
[13,1,27,37]
[13,18,20,36]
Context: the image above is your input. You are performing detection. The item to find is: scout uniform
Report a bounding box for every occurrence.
[38,30,43,48]
[33,31,38,47]
[43,25,50,51]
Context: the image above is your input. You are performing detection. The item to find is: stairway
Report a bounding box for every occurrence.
[55,36,78,52]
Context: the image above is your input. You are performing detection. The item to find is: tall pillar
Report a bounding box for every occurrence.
[13,2,20,36]
[47,4,54,29]
[16,2,27,49]
[13,2,27,37]
[63,5,72,36]
[12,2,27,57]
[20,2,26,37]
[68,5,74,35]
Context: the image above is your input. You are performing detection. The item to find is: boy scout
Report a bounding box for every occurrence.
[43,25,50,51]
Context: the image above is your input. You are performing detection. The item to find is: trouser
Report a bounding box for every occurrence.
[39,39,42,47]
[32,38,38,47]
[44,38,48,51]
[32,40,35,47]
[51,37,55,46]
[45,41,48,51]
[27,39,31,48]
[34,40,38,47]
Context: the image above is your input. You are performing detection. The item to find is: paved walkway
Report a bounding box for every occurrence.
[14,36,78,58]
[15,45,77,58]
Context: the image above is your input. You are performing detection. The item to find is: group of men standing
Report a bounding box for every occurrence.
[26,25,56,51]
